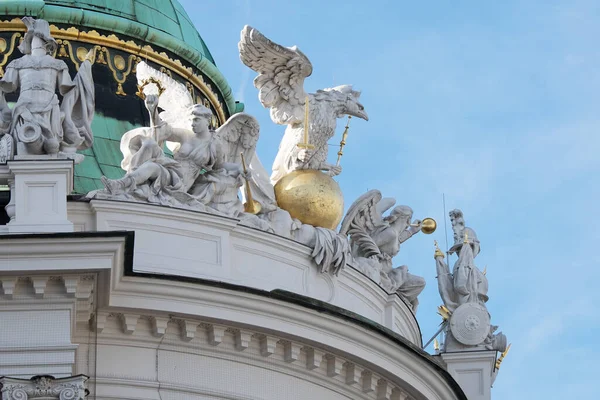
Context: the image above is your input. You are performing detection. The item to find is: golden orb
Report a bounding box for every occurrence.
[421,217,437,234]
[274,170,344,230]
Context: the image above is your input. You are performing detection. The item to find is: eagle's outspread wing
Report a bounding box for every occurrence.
[239,25,312,125]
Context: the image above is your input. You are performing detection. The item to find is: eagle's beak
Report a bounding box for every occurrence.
[348,104,368,121]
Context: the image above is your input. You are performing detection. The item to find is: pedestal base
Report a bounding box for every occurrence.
[3,158,74,234]
[441,350,497,400]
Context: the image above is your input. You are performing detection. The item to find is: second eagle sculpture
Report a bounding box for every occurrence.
[239,26,368,184]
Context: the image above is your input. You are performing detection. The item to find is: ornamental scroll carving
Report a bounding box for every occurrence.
[0,375,88,400]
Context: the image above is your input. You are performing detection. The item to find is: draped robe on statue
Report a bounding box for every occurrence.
[436,242,489,312]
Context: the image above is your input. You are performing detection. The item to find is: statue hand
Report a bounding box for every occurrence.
[242,168,252,180]
[328,164,342,177]
[84,47,97,64]
[409,219,422,234]
[297,148,311,162]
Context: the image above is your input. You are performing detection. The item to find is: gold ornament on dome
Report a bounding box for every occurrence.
[113,54,126,71]
[0,32,20,77]
[274,169,344,230]
[76,46,88,61]
[0,18,227,125]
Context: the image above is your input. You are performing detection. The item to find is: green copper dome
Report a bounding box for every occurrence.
[4,0,215,64]
[40,0,215,64]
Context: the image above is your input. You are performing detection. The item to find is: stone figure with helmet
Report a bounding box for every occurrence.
[0,17,95,164]
[433,209,507,353]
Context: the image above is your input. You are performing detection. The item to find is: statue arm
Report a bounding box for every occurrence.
[0,66,18,93]
[398,228,418,244]
[162,127,193,144]
[435,255,458,311]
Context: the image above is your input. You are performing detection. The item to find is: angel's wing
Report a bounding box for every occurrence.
[340,190,393,236]
[216,113,278,211]
[136,61,194,130]
[239,25,312,125]
[215,113,260,165]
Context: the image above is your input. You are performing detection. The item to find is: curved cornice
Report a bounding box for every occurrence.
[103,261,466,399]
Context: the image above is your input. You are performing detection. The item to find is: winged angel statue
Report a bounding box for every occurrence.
[239,26,368,183]
[340,190,427,310]
[94,62,274,220]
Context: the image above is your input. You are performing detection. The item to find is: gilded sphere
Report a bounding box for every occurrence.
[421,217,437,234]
[274,170,344,230]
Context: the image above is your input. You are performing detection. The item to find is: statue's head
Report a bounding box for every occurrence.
[320,85,368,121]
[384,205,413,226]
[449,209,481,256]
[449,209,465,244]
[190,104,213,135]
[19,17,57,56]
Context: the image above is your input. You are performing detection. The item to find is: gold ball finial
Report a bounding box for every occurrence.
[421,217,437,234]
[274,170,344,230]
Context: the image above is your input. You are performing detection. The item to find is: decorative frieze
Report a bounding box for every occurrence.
[0,375,88,400]
[0,274,95,304]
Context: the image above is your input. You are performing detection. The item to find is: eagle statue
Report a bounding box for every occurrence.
[239,26,369,184]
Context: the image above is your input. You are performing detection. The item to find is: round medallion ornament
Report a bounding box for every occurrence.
[0,38,7,53]
[76,47,88,61]
[114,55,126,70]
[449,303,491,346]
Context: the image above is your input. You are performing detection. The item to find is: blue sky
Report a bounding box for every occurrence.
[180,1,599,398]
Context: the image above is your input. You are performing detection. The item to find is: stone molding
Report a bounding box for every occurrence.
[96,268,464,400]
[73,199,422,344]
[88,311,413,400]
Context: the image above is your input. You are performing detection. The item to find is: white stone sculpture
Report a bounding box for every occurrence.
[88,62,349,275]
[0,375,88,400]
[258,206,350,275]
[238,26,368,183]
[0,17,95,164]
[434,209,507,352]
[92,62,265,218]
[339,190,426,310]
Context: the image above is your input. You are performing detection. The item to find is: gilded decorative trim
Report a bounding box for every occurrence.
[0,32,21,77]
[0,18,227,124]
